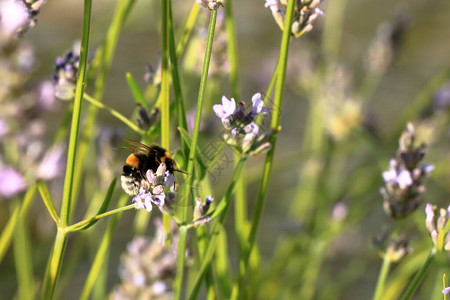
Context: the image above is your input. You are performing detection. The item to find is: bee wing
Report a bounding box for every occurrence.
[122,139,160,155]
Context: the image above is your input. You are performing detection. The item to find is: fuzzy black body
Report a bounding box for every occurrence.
[121,140,176,196]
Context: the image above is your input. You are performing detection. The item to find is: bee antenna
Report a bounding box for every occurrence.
[174,169,188,175]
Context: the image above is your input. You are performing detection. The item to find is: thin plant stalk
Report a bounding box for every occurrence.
[168,0,189,155]
[223,0,248,298]
[176,2,200,59]
[243,0,296,275]
[373,255,393,300]
[79,195,129,300]
[66,204,135,232]
[173,9,218,300]
[39,0,92,297]
[14,199,35,300]
[83,93,144,135]
[71,0,136,220]
[188,156,248,300]
[399,248,436,300]
[160,0,172,241]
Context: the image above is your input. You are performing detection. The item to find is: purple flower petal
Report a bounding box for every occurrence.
[251,93,268,115]
[0,166,26,199]
[213,96,236,119]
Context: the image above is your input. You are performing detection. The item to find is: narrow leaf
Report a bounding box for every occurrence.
[126,72,147,109]
[37,182,59,224]
[74,178,116,231]
[14,203,35,300]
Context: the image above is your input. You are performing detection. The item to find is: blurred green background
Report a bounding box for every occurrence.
[1,0,450,299]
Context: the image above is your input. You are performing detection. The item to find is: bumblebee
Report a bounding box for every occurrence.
[121,140,179,196]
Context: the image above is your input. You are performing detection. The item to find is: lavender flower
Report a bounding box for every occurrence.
[0,165,26,199]
[265,0,324,38]
[0,0,28,36]
[137,104,159,130]
[264,0,278,8]
[0,0,46,38]
[372,230,411,262]
[425,203,450,251]
[213,96,236,127]
[214,93,273,156]
[129,163,176,213]
[52,42,80,100]
[111,221,178,300]
[196,0,227,10]
[36,144,65,181]
[443,287,450,295]
[380,123,433,218]
[193,195,213,226]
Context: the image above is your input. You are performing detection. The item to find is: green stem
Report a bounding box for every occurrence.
[373,255,393,300]
[188,156,248,300]
[66,204,135,232]
[173,9,218,300]
[83,93,144,135]
[176,3,200,59]
[79,195,128,300]
[70,0,136,222]
[168,0,188,153]
[243,0,295,274]
[224,1,247,298]
[399,248,435,300]
[59,0,92,229]
[160,0,172,243]
[39,0,92,297]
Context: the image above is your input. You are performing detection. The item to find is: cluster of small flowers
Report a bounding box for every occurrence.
[0,0,46,40]
[213,93,272,156]
[264,0,324,38]
[131,163,176,213]
[52,42,80,100]
[372,230,411,262]
[110,221,178,300]
[425,203,450,251]
[380,123,434,219]
[0,0,64,201]
[196,0,227,10]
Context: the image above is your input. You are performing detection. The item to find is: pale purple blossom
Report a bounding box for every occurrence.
[425,203,450,251]
[443,287,450,295]
[132,163,173,212]
[133,191,160,212]
[37,144,65,180]
[382,167,413,188]
[0,165,26,199]
[163,171,175,187]
[213,93,273,155]
[251,93,268,116]
[37,80,58,111]
[213,96,236,120]
[242,122,260,152]
[0,0,28,36]
[264,0,278,8]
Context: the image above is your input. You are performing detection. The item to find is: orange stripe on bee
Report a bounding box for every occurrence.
[126,154,140,168]
[161,151,171,162]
